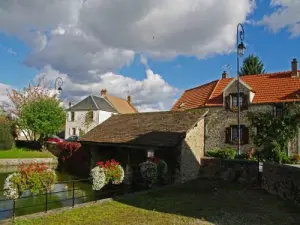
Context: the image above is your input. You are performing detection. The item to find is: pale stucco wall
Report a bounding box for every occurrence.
[179,118,205,182]
[65,110,114,138]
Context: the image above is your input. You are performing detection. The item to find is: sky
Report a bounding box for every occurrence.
[0,0,300,112]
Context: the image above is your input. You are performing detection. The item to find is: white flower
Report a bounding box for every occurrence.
[112,165,125,184]
[3,173,20,200]
[91,166,106,191]
[140,161,157,182]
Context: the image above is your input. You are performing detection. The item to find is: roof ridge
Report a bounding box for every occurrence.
[207,79,221,101]
[90,95,99,110]
[185,79,219,92]
[112,108,206,116]
[240,70,293,77]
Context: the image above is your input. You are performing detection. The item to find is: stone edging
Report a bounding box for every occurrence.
[0,158,58,167]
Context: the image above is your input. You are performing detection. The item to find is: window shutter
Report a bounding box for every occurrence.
[225,127,231,143]
[225,96,230,110]
[242,94,249,110]
[68,112,71,122]
[242,126,249,145]
[69,128,72,135]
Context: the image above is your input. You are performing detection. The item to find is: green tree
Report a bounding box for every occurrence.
[0,114,14,150]
[240,54,265,76]
[84,109,94,130]
[247,103,300,163]
[19,98,65,147]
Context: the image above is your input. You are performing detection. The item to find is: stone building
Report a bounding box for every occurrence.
[80,109,208,183]
[172,58,300,155]
[65,89,138,139]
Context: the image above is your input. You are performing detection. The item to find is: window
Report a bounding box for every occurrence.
[225,125,249,145]
[72,128,76,135]
[231,95,243,108]
[273,105,283,117]
[225,93,248,111]
[71,112,75,121]
[231,126,240,143]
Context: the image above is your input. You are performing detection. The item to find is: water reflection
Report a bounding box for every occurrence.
[0,170,94,220]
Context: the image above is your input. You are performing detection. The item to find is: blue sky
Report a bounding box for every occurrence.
[0,0,300,111]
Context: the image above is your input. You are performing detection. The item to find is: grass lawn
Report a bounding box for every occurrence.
[12,179,300,225]
[0,148,56,159]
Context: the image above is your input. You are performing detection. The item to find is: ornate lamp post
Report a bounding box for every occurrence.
[55,77,63,94]
[237,23,246,155]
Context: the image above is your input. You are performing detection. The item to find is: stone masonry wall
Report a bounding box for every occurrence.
[199,157,259,185]
[204,104,272,153]
[262,163,300,204]
[180,118,205,182]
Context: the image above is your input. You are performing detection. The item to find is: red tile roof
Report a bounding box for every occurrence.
[172,71,300,111]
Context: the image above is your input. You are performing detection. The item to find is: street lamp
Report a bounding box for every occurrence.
[55,77,63,94]
[237,23,246,155]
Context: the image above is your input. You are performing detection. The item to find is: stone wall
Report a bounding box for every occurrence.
[180,118,205,182]
[199,157,259,184]
[0,158,58,173]
[262,163,300,204]
[204,104,272,153]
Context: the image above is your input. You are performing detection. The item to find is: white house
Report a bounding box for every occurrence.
[65,89,138,138]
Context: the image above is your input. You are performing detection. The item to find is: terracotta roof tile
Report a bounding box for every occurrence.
[172,71,300,110]
[105,95,138,114]
[171,80,218,110]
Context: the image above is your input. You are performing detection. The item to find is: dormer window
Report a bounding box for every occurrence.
[225,93,248,111]
[179,102,185,108]
[231,95,243,108]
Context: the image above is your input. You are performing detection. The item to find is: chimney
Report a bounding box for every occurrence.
[127,95,131,103]
[101,89,107,96]
[291,58,299,77]
[222,71,228,79]
[68,102,72,108]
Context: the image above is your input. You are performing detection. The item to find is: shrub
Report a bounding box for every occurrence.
[290,154,300,164]
[0,119,14,150]
[206,147,236,159]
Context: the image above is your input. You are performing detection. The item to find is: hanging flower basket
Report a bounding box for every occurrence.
[3,163,57,200]
[91,159,124,191]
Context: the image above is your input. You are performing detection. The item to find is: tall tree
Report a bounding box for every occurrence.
[6,76,59,141]
[19,98,65,147]
[240,54,265,76]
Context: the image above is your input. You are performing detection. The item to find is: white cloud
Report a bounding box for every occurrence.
[37,65,178,112]
[0,83,11,109]
[0,0,254,111]
[258,0,300,37]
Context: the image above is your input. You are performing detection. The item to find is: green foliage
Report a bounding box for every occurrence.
[79,129,86,136]
[248,103,300,163]
[206,147,236,159]
[0,117,14,150]
[19,98,65,146]
[240,54,265,75]
[84,109,94,129]
[260,141,292,164]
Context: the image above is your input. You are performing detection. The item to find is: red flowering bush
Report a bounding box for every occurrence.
[58,141,81,161]
[96,159,124,184]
